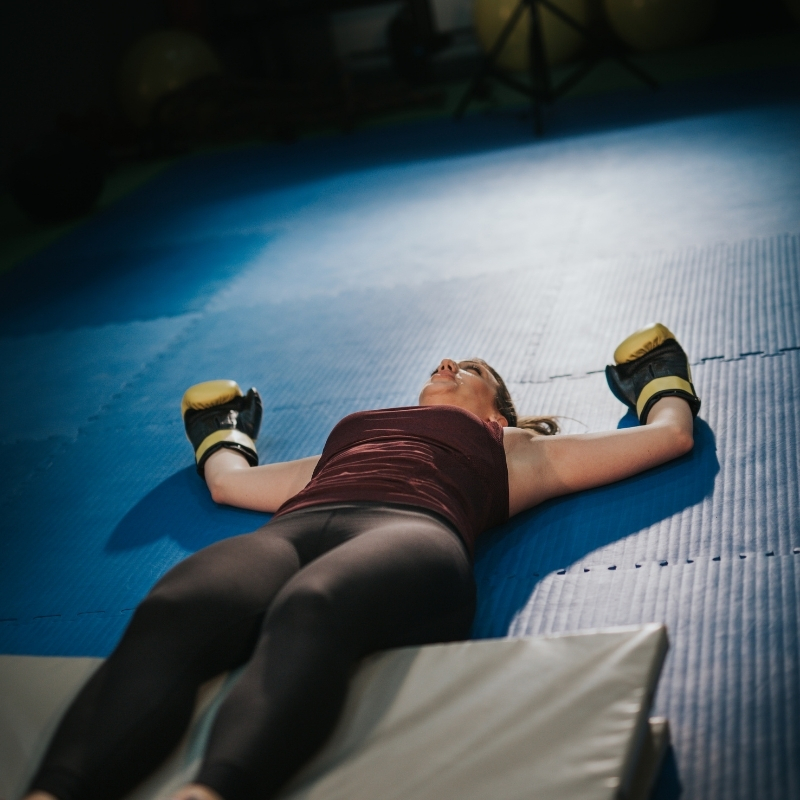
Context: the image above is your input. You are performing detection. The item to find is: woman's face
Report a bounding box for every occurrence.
[418,359,508,426]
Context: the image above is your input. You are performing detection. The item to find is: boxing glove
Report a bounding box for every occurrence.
[605,323,701,424]
[181,380,263,476]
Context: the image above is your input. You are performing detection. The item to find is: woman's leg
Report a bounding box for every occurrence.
[194,506,475,800]
[27,527,303,800]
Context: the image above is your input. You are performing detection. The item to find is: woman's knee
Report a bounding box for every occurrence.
[122,588,264,679]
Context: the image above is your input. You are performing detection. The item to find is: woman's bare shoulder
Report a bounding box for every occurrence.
[502,427,551,515]
[502,426,541,452]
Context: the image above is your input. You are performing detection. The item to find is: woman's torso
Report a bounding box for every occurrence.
[274,405,509,554]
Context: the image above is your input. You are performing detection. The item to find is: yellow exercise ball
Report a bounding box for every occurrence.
[118,30,222,127]
[473,0,589,72]
[603,0,717,52]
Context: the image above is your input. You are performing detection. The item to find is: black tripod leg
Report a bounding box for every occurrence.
[552,53,601,99]
[454,0,528,119]
[454,65,491,119]
[528,0,551,135]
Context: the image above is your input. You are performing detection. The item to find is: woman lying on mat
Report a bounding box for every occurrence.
[26,323,700,800]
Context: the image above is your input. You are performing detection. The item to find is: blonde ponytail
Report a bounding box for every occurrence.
[470,358,560,436]
[517,415,559,436]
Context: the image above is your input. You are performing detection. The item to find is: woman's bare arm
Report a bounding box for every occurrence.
[505,396,694,517]
[204,449,320,513]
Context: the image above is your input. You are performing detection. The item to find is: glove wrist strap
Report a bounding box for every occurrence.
[636,376,695,420]
[196,429,257,465]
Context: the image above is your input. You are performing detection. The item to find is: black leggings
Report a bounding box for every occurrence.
[30,503,475,800]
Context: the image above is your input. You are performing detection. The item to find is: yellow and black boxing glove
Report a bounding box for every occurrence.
[181,380,262,476]
[605,323,701,424]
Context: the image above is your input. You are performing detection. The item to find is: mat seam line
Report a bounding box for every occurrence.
[512,347,800,385]
[11,551,799,623]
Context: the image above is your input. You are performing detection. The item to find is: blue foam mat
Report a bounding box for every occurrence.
[518,235,800,382]
[0,438,65,509]
[1,87,799,800]
[0,266,561,641]
[476,353,800,633]
[3,99,800,334]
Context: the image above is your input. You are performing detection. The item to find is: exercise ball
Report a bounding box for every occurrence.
[783,0,800,24]
[118,30,221,127]
[603,0,716,52]
[473,0,589,72]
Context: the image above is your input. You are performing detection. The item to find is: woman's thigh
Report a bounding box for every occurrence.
[128,525,303,676]
[146,526,300,613]
[196,506,475,799]
[264,505,476,654]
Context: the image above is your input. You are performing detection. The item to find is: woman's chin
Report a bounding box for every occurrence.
[418,386,457,406]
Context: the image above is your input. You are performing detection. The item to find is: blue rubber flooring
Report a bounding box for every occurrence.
[1,69,799,800]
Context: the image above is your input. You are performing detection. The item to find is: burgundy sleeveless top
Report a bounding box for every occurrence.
[273,405,509,554]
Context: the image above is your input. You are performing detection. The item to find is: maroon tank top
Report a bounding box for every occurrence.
[273,405,509,554]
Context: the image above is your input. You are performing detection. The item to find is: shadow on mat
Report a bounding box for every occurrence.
[106,466,269,553]
[108,416,717,611]
[472,416,719,637]
[652,747,683,800]
[0,234,272,336]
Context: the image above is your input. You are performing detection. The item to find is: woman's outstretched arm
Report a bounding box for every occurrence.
[505,396,694,517]
[204,449,320,513]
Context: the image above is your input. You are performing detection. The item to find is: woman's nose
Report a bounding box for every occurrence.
[437,359,458,373]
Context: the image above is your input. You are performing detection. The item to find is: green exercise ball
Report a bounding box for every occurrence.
[473,0,589,72]
[603,0,716,52]
[118,30,222,127]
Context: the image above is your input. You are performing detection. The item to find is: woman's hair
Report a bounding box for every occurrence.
[472,358,560,436]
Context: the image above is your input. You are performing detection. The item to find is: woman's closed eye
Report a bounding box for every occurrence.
[430,361,482,377]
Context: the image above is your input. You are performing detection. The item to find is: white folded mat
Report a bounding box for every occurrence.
[0,624,669,800]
